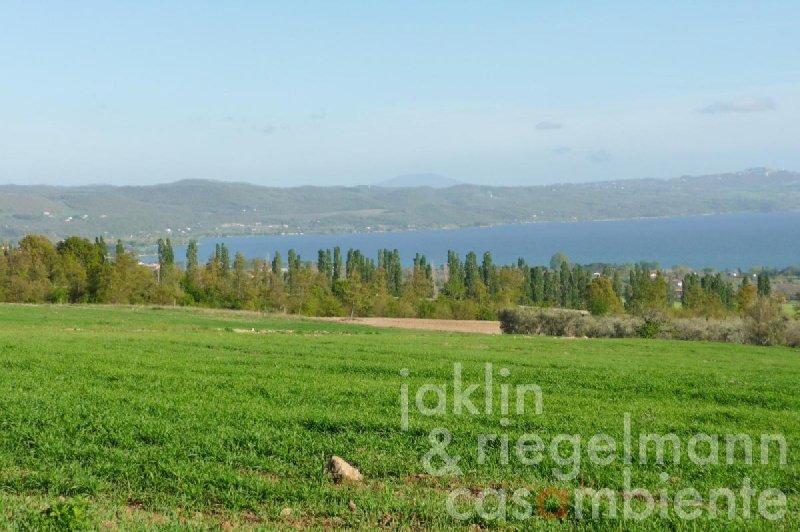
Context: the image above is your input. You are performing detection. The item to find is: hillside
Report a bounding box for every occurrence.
[1,168,799,242]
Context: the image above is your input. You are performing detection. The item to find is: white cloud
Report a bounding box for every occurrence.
[536,121,563,130]
[697,97,776,114]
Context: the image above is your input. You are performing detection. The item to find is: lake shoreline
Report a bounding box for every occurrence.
[136,211,800,271]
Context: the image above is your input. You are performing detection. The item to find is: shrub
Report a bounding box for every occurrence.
[498,308,531,334]
[450,299,481,320]
[498,305,791,347]
[666,317,746,344]
[636,311,668,339]
[499,308,636,338]
[499,308,582,335]
[586,276,622,316]
[745,295,787,346]
[611,317,640,338]
[413,299,437,319]
[429,298,454,320]
[785,320,800,348]
[573,315,641,338]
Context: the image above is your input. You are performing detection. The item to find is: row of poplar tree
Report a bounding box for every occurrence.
[0,234,771,319]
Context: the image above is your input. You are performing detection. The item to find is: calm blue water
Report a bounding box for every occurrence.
[172,212,800,270]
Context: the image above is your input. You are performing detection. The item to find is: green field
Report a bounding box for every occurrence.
[0,305,798,529]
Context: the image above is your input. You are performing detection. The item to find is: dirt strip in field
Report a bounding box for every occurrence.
[315,317,502,335]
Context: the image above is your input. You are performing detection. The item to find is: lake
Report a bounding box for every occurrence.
[171,211,800,270]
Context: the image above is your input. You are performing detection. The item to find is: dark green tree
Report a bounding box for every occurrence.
[332,246,342,284]
[317,249,333,280]
[464,251,482,300]
[219,244,231,277]
[157,238,175,267]
[757,271,771,296]
[480,251,496,295]
[182,240,200,302]
[559,260,571,307]
[271,251,283,276]
[443,250,465,300]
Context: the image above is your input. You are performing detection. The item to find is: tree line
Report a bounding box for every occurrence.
[0,234,780,320]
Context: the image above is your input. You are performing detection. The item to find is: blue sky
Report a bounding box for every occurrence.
[1,1,798,186]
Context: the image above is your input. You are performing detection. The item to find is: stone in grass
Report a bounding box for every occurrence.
[326,456,363,484]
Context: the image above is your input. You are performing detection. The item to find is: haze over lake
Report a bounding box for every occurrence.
[174,211,800,270]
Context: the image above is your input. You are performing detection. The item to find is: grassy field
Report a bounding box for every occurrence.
[0,305,798,529]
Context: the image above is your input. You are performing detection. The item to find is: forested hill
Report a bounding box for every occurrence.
[1,168,799,242]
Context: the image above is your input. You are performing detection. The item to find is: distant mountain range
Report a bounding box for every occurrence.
[1,168,798,243]
[375,173,464,188]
